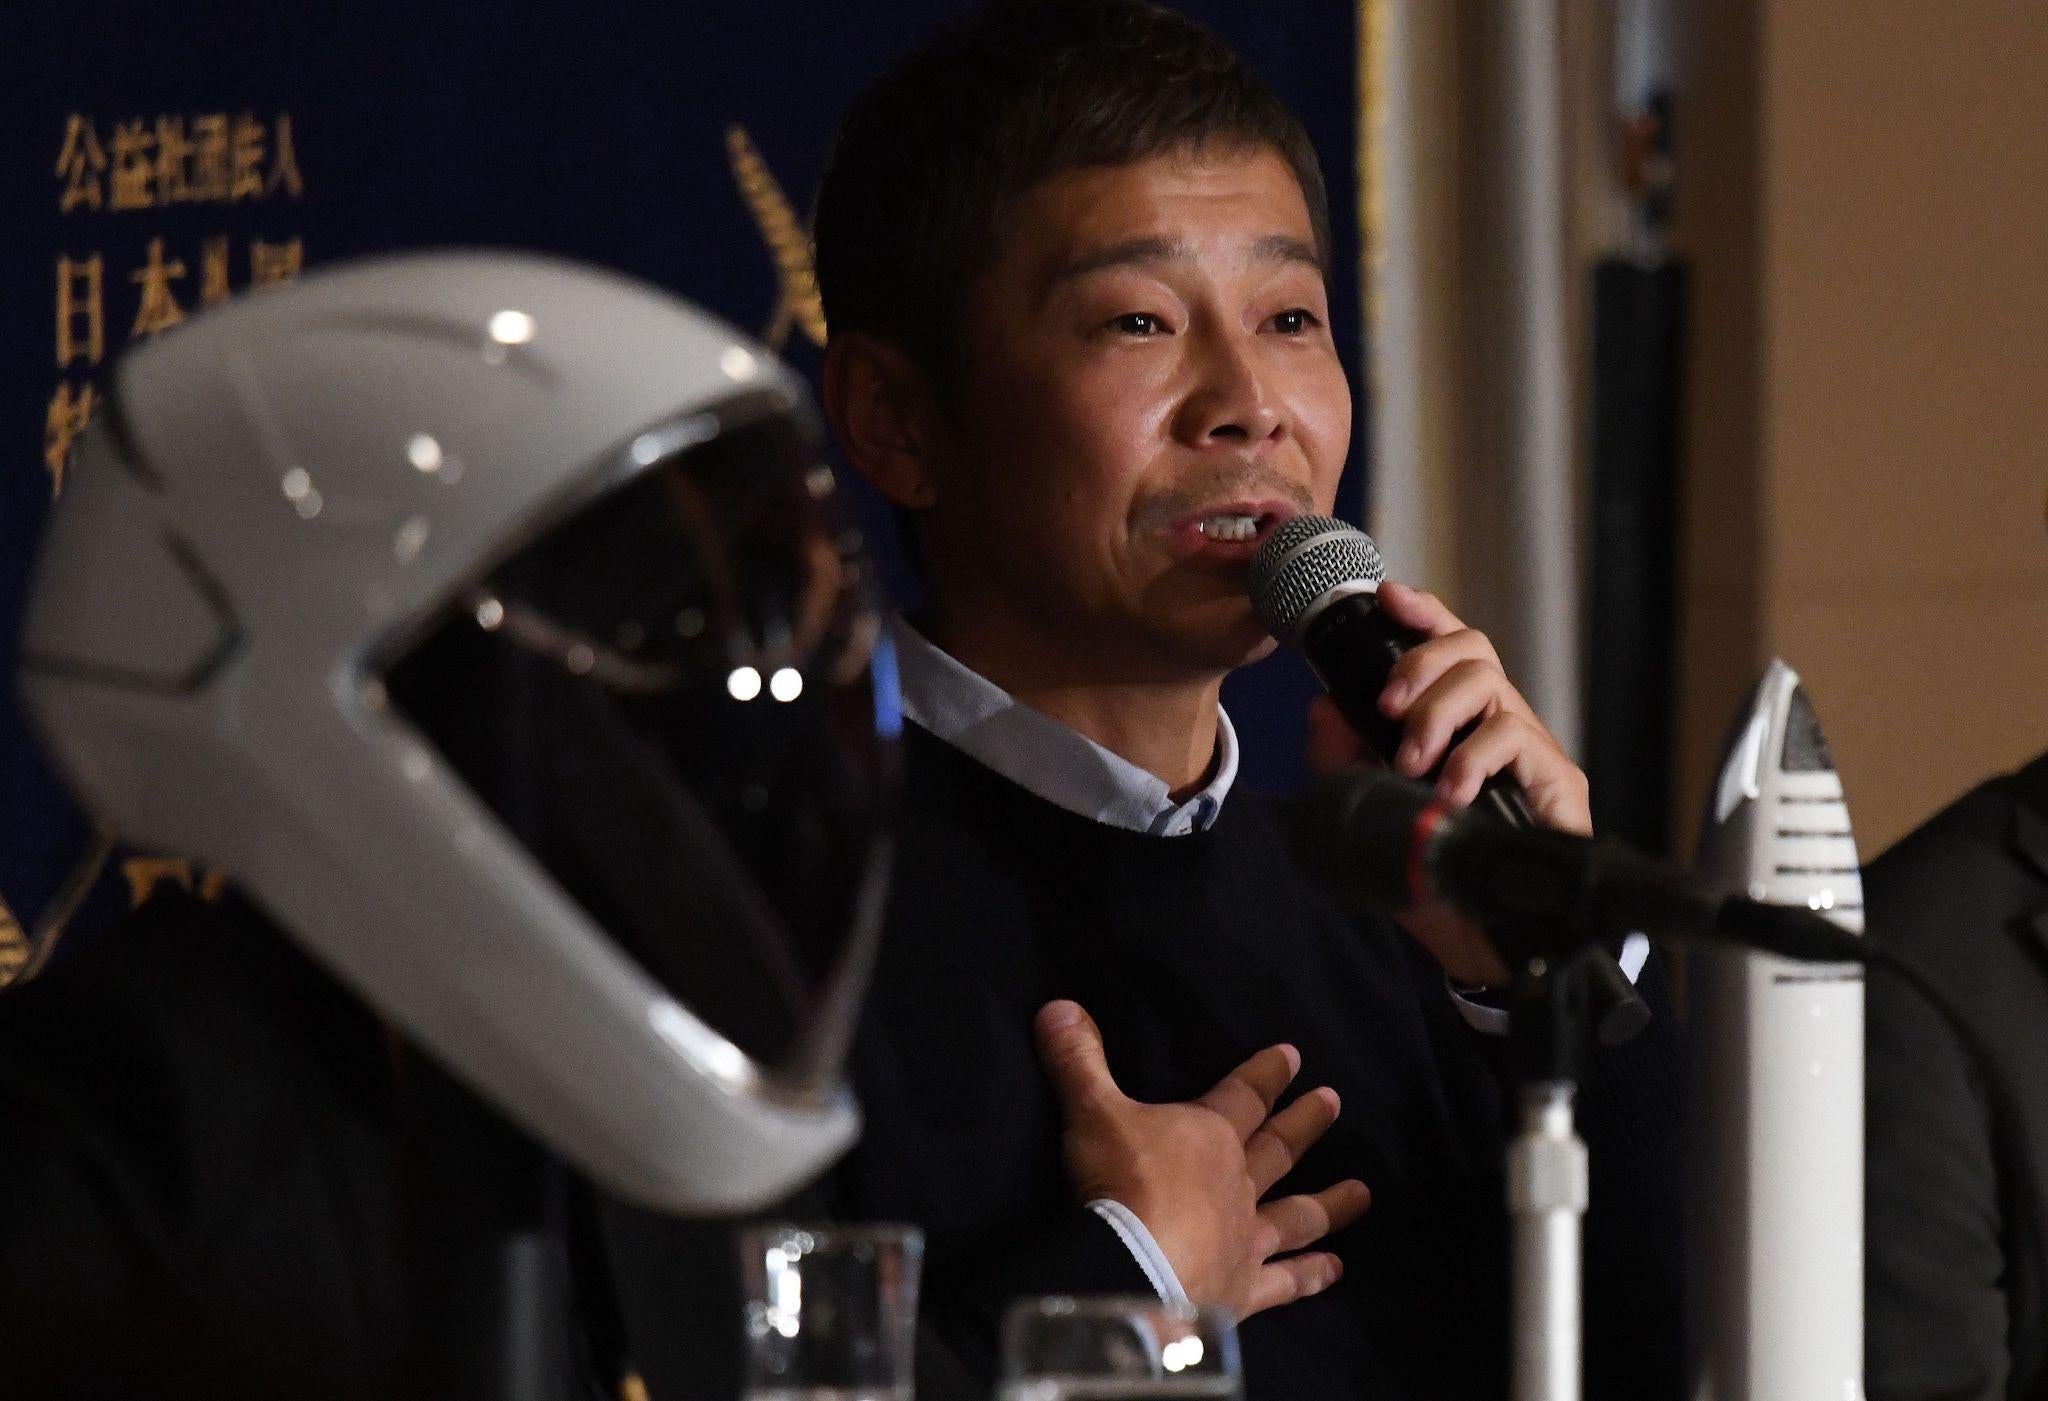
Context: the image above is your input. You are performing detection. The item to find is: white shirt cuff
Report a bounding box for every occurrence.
[1086,1199,1191,1307]
[1447,931,1651,1035]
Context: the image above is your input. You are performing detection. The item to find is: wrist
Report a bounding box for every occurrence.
[1120,1203,1223,1304]
[1085,1200,1191,1307]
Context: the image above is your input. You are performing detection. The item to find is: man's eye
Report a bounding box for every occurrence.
[1109,312,1167,336]
[1270,308,1321,334]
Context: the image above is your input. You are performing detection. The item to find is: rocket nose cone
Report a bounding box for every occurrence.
[1780,685,1836,774]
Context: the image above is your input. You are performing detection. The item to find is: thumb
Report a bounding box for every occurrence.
[1034,1000,1125,1112]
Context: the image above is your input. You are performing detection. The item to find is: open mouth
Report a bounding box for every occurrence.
[1172,502,1299,553]
[1155,498,1306,566]
[1192,512,1274,544]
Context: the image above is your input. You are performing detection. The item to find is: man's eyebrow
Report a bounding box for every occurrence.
[1050,237,1191,284]
[1248,233,1324,273]
[1050,233,1325,285]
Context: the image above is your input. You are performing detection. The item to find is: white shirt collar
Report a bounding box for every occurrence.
[888,616,1239,837]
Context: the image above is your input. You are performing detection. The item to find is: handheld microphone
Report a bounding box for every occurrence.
[1249,516,1541,831]
[1250,516,1651,1042]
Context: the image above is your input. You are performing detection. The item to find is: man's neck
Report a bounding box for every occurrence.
[918,603,1225,799]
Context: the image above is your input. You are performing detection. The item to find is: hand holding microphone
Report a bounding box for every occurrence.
[1252,517,1584,831]
[1298,580,1589,986]
[1328,581,1591,834]
[1252,517,1648,1040]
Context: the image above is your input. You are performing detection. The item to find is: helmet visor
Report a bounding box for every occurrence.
[382,389,898,1082]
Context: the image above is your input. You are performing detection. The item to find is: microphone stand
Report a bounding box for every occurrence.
[1282,765,1887,1400]
[1504,947,1597,1401]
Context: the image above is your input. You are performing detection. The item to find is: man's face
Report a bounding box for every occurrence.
[921,145,1352,678]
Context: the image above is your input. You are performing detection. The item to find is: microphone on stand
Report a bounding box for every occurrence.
[1249,515,1652,1044]
[1286,765,1867,968]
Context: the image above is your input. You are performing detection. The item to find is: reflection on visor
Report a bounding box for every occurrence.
[384,390,897,1079]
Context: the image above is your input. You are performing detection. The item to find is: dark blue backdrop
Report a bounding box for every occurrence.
[0,1,1366,976]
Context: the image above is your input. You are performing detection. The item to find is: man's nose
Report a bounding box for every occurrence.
[1175,328,1284,448]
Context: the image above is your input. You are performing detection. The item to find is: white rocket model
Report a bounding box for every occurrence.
[1687,659,1865,1400]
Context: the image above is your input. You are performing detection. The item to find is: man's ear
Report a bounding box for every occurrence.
[819,332,944,508]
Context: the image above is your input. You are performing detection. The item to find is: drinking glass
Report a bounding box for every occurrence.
[738,1222,923,1401]
[998,1296,1243,1400]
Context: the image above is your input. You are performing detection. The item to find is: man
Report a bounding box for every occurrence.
[802,2,1687,1396]
[1865,748,2048,1401]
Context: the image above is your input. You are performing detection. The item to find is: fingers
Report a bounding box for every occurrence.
[1197,1043,1300,1141]
[1374,581,1464,638]
[1257,1179,1373,1256]
[1378,628,1502,729]
[1241,1251,1346,1319]
[1434,712,1592,836]
[1033,1001,1126,1113]
[1387,657,1514,778]
[1372,596,1591,834]
[1245,1087,1341,1196]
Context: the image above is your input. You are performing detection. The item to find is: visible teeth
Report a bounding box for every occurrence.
[1198,515,1260,542]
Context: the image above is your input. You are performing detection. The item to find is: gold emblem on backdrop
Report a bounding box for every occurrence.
[0,830,112,993]
[725,125,827,351]
[0,843,229,992]
[0,899,28,987]
[119,857,229,907]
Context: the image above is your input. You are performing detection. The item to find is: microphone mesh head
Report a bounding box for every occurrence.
[1248,515,1385,641]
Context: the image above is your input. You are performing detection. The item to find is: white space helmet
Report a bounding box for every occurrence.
[19,251,899,1213]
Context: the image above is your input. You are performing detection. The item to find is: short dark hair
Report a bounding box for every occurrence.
[814,0,1331,388]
